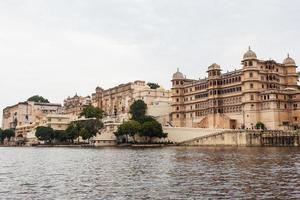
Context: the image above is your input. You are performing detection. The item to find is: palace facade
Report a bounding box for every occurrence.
[92,80,171,121]
[2,101,62,131]
[171,48,300,130]
[63,94,92,116]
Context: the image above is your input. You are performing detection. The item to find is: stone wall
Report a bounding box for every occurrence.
[178,130,300,147]
[180,130,248,146]
[162,127,229,143]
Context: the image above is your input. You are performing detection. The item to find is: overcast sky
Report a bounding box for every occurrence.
[1,0,300,123]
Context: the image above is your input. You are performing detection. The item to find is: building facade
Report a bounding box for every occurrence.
[171,48,300,130]
[2,101,62,130]
[15,114,75,138]
[92,80,172,118]
[63,94,92,116]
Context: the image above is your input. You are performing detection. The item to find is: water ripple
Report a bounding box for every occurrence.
[0,147,300,199]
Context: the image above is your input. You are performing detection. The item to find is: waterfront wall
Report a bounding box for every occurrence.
[179,130,300,147]
[162,127,230,143]
[179,130,249,146]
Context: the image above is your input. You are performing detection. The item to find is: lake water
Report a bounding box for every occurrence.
[0,147,299,199]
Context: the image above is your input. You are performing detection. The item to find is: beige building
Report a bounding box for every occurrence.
[63,94,92,116]
[15,114,75,138]
[92,80,172,118]
[171,48,300,130]
[2,101,62,130]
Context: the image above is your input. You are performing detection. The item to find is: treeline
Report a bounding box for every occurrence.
[35,106,104,144]
[115,100,167,143]
[0,129,15,143]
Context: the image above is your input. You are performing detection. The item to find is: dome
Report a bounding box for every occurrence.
[96,86,103,92]
[208,63,220,70]
[172,68,184,79]
[283,54,296,66]
[243,46,257,60]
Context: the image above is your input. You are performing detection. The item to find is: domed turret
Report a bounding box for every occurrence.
[96,86,103,93]
[283,54,296,66]
[208,63,220,71]
[207,63,221,78]
[243,46,257,60]
[172,68,184,79]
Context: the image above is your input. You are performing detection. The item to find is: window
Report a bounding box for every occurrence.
[250,84,254,89]
[250,95,254,100]
[249,61,253,66]
[293,104,298,110]
[249,72,253,78]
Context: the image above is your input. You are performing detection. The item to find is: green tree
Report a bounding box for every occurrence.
[80,119,103,140]
[79,128,90,141]
[129,100,147,122]
[140,120,167,143]
[147,83,160,89]
[115,120,141,143]
[138,116,156,124]
[2,129,15,141]
[65,122,81,142]
[28,95,50,103]
[64,119,103,142]
[0,128,3,143]
[80,105,104,119]
[53,130,68,143]
[256,122,265,130]
[35,126,54,143]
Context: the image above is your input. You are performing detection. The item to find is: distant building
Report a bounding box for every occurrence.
[63,94,92,116]
[2,101,62,130]
[15,114,75,138]
[91,80,172,120]
[171,48,300,130]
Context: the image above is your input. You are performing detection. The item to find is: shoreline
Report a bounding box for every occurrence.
[1,144,300,148]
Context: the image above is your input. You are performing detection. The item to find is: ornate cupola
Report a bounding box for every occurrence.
[207,63,221,78]
[172,68,184,79]
[172,68,185,87]
[283,54,296,66]
[242,46,257,68]
[283,54,297,76]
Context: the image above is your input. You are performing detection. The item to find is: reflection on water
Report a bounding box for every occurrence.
[0,147,299,199]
